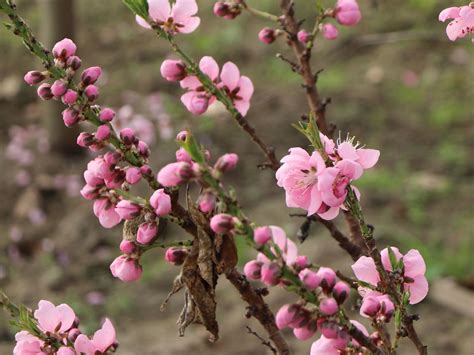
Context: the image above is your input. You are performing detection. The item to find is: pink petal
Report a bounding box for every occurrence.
[270,226,298,265]
[220,62,240,91]
[310,336,339,355]
[56,304,76,332]
[318,206,340,220]
[179,16,201,34]
[180,91,196,111]
[402,249,426,278]
[336,159,363,180]
[318,167,339,191]
[309,151,326,172]
[135,15,151,29]
[307,185,323,216]
[351,256,379,285]
[99,208,122,229]
[337,142,358,160]
[92,318,116,352]
[446,19,467,41]
[74,334,95,354]
[148,0,170,22]
[199,56,219,81]
[234,100,250,116]
[438,7,460,22]
[460,6,474,27]
[171,0,198,20]
[356,148,380,169]
[237,76,254,101]
[34,300,59,333]
[406,275,429,304]
[180,76,201,90]
[380,247,403,271]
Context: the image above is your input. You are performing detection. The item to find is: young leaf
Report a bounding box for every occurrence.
[178,131,205,163]
[388,247,399,271]
[122,0,148,19]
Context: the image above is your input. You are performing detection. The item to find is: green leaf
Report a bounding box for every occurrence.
[178,132,205,163]
[122,0,148,19]
[394,308,401,330]
[388,247,399,271]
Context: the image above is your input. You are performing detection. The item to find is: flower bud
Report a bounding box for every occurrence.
[189,94,209,115]
[52,38,77,60]
[197,192,216,214]
[62,89,78,105]
[335,0,362,26]
[76,132,94,147]
[104,151,121,165]
[81,66,102,85]
[119,240,136,254]
[176,130,188,141]
[51,80,68,97]
[84,85,99,102]
[120,128,136,146]
[136,222,158,245]
[258,27,277,44]
[137,141,150,158]
[140,164,153,177]
[321,23,339,40]
[299,268,321,290]
[261,262,281,286]
[243,260,263,280]
[275,304,304,330]
[62,108,80,127]
[149,189,172,217]
[332,281,350,304]
[175,147,192,163]
[157,162,193,187]
[165,247,188,266]
[320,298,339,316]
[378,295,395,321]
[37,83,53,100]
[114,200,142,220]
[95,125,111,141]
[210,214,235,234]
[214,153,239,173]
[160,59,186,81]
[125,167,141,185]
[110,255,142,282]
[316,267,336,292]
[293,325,316,341]
[24,71,45,85]
[80,184,99,200]
[67,328,81,343]
[319,321,339,339]
[293,255,309,270]
[253,226,272,246]
[360,296,381,317]
[66,55,82,71]
[297,30,311,44]
[213,2,230,17]
[99,108,116,122]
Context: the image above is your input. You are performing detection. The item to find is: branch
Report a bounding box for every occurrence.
[246,326,278,355]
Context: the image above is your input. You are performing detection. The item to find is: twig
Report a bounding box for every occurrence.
[245,326,278,355]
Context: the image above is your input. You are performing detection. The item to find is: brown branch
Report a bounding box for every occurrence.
[347,324,384,355]
[343,211,369,256]
[227,269,291,355]
[403,315,427,355]
[245,326,278,355]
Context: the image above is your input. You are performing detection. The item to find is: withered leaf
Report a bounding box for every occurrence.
[216,234,238,275]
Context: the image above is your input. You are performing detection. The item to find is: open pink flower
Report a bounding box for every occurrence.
[93,198,122,228]
[276,148,326,216]
[110,255,143,282]
[13,331,45,355]
[74,318,116,355]
[136,0,200,34]
[351,247,429,304]
[33,300,75,334]
[218,62,254,116]
[439,4,474,42]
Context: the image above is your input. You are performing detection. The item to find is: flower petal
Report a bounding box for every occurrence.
[199,56,219,81]
[56,304,76,332]
[356,148,380,169]
[221,62,241,91]
[402,249,426,278]
[148,0,170,22]
[180,76,201,90]
[135,15,151,29]
[237,76,254,101]
[380,247,403,271]
[172,0,198,19]
[92,318,116,352]
[234,100,250,116]
[439,7,460,22]
[178,16,201,34]
[406,275,429,304]
[351,256,379,285]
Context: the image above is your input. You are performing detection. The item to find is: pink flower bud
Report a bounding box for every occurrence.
[360,296,381,317]
[140,164,153,177]
[210,214,235,234]
[110,255,142,282]
[99,108,116,122]
[114,200,142,220]
[243,260,263,280]
[297,30,311,44]
[332,281,350,304]
[62,108,79,127]
[321,23,339,40]
[214,153,239,173]
[176,130,188,141]
[157,162,193,187]
[261,262,281,286]
[24,71,45,85]
[258,28,277,44]
[294,255,309,270]
[52,38,77,60]
[95,125,111,141]
[189,94,209,115]
[137,141,150,158]
[104,151,121,165]
[160,59,186,81]
[197,192,216,213]
[81,66,102,85]
[293,325,316,341]
[149,189,172,216]
[299,268,321,290]
[378,295,395,321]
[66,55,82,70]
[119,240,136,254]
[84,85,99,102]
[51,80,68,97]
[62,89,78,105]
[67,328,81,343]
[213,2,230,17]
[120,128,136,146]
[37,83,53,100]
[319,321,339,339]
[80,184,98,200]
[320,298,339,316]
[165,247,189,266]
[316,267,336,292]
[136,222,158,245]
[77,132,94,147]
[275,304,304,329]
[253,226,272,246]
[335,0,362,26]
[175,147,192,163]
[125,167,141,185]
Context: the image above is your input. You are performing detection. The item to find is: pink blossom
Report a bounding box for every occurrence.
[197,191,216,213]
[214,153,239,172]
[175,147,192,163]
[293,325,316,341]
[110,255,142,282]
[125,167,142,185]
[276,148,326,216]
[115,200,142,220]
[335,0,362,26]
[52,38,77,60]
[13,331,45,355]
[93,198,122,228]
[261,262,281,286]
[74,318,116,355]
[243,260,263,280]
[84,85,99,102]
[360,290,395,321]
[33,300,75,333]
[320,298,339,315]
[352,247,429,304]
[323,134,380,170]
[322,23,339,40]
[253,226,272,246]
[62,108,79,127]
[299,268,321,290]
[99,108,116,122]
[161,59,187,81]
[275,304,306,330]
[137,222,158,244]
[95,125,111,141]
[210,213,235,234]
[269,226,298,265]
[318,160,362,207]
[157,161,193,186]
[297,30,311,43]
[50,80,68,97]
[62,89,78,105]
[149,188,172,216]
[136,0,200,34]
[81,66,102,85]
[119,240,136,254]
[439,4,474,42]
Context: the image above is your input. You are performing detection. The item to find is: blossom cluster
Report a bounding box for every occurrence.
[276,133,380,220]
[13,300,116,355]
[439,3,474,42]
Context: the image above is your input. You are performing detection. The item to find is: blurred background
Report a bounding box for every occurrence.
[0,0,473,354]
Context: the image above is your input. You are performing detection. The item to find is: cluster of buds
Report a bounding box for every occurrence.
[213,1,243,20]
[13,300,117,355]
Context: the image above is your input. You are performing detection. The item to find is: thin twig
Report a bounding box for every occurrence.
[245,326,278,355]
